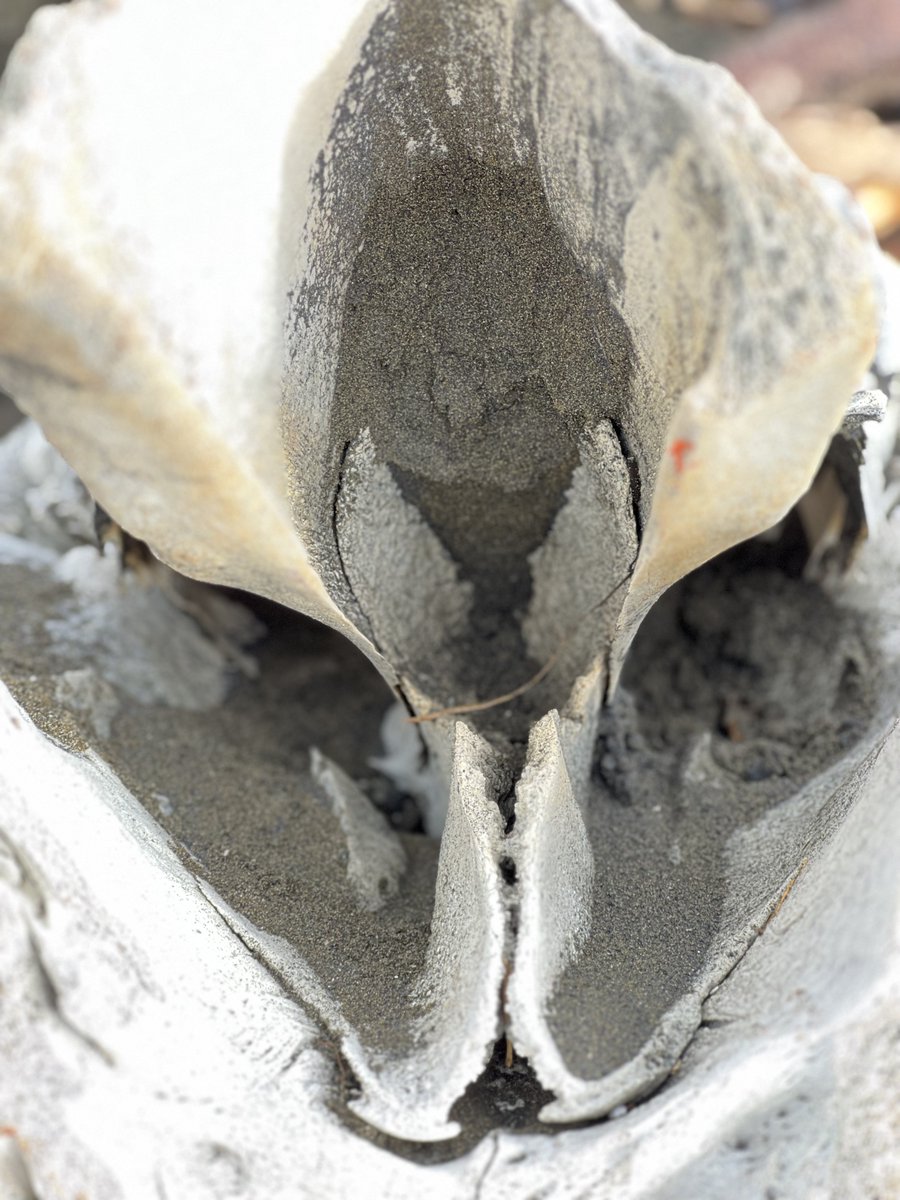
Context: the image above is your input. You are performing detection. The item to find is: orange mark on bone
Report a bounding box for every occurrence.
[669,438,695,474]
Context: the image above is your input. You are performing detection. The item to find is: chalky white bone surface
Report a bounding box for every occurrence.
[0,0,387,665]
[0,0,893,1177]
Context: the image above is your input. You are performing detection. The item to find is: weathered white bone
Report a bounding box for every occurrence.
[504,713,596,1103]
[0,0,889,1161]
[311,748,407,912]
[0,0,389,671]
[348,723,508,1139]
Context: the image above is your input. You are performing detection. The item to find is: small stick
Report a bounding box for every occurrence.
[410,566,634,725]
[408,654,559,724]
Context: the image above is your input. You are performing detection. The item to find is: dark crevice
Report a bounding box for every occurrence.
[331,438,357,608]
[498,856,517,886]
[392,678,418,723]
[499,784,517,835]
[609,416,644,542]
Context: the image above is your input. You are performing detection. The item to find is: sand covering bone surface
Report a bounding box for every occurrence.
[2,413,899,1192]
[0,0,894,1166]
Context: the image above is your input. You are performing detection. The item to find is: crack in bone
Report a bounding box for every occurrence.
[0,830,45,919]
[26,930,115,1068]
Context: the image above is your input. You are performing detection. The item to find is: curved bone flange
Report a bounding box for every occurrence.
[504,713,595,1080]
[501,702,702,1124]
[347,724,508,1139]
[235,725,506,1142]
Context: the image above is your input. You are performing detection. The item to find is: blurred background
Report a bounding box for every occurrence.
[0,0,64,436]
[623,0,900,260]
[0,0,897,434]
